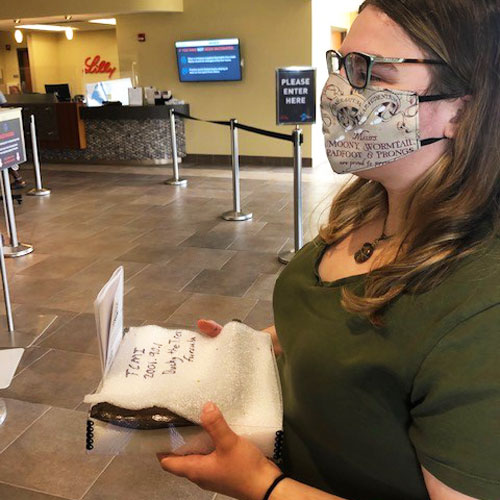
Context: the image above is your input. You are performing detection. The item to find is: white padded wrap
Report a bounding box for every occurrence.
[84,322,282,430]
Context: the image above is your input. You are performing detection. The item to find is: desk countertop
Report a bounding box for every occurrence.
[80,104,190,120]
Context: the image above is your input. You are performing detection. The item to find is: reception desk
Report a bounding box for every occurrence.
[1,101,86,150]
[2,101,190,165]
[43,103,190,165]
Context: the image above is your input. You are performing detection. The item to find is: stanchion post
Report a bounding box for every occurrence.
[0,168,33,258]
[222,119,252,221]
[232,119,242,213]
[278,126,303,264]
[27,115,51,197]
[293,125,303,251]
[0,234,14,332]
[164,109,188,187]
[0,174,11,242]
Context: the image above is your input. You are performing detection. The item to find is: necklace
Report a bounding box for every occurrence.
[354,216,393,264]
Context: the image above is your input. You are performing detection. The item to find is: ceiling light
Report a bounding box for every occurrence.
[65,27,74,40]
[13,19,21,24]
[18,24,67,32]
[65,15,73,21]
[14,29,23,43]
[88,18,117,25]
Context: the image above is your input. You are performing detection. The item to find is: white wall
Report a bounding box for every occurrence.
[311,0,361,167]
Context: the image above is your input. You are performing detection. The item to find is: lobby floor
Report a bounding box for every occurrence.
[0,161,341,500]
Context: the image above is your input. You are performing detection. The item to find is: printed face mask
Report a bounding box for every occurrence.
[320,73,448,174]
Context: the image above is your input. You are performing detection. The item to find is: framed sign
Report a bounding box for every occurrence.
[276,66,316,125]
[0,107,26,170]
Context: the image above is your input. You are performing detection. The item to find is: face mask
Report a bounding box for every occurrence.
[320,73,450,174]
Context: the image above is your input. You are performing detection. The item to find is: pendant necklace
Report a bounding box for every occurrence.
[354,216,393,264]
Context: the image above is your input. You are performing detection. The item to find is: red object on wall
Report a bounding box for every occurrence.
[84,55,117,79]
[137,33,146,42]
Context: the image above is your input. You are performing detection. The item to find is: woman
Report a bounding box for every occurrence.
[158,1,499,499]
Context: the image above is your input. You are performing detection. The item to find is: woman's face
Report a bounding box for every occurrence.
[337,6,457,190]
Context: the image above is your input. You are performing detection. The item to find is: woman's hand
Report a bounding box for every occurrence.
[197,319,283,356]
[158,402,282,500]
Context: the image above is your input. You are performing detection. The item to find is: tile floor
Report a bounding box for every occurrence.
[0,160,341,499]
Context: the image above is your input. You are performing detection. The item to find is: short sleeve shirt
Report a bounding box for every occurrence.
[273,235,500,500]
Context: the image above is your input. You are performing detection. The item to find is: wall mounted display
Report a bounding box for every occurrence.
[175,38,242,82]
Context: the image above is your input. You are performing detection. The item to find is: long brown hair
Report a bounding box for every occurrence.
[318,0,500,326]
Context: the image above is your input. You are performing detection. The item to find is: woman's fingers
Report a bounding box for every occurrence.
[157,453,204,479]
[197,319,223,337]
[200,402,238,453]
[262,325,283,357]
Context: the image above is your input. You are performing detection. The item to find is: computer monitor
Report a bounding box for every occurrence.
[85,78,133,107]
[45,84,71,102]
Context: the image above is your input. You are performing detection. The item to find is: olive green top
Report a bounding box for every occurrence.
[274,234,500,500]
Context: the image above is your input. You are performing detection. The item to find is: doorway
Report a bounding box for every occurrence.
[331,28,347,50]
[17,48,33,93]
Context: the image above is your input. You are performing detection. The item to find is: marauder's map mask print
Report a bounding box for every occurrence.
[320,73,447,174]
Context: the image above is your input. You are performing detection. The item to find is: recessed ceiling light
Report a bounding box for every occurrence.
[65,15,73,21]
[88,18,117,25]
[13,19,21,24]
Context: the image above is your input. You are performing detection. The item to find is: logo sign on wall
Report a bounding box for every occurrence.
[0,109,26,170]
[276,67,316,125]
[84,55,117,79]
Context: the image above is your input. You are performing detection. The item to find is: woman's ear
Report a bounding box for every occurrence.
[443,94,471,139]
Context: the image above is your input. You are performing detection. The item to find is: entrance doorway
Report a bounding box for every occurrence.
[17,48,33,93]
[331,28,347,50]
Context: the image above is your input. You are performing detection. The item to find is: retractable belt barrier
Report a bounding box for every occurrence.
[172,110,230,127]
[166,109,304,263]
[172,111,303,144]
[234,122,301,144]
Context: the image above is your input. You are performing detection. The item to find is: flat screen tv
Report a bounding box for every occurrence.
[175,38,242,82]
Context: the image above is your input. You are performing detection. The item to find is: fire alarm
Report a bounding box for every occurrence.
[137,33,146,42]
